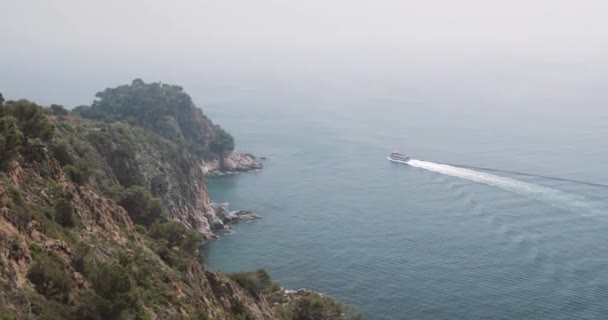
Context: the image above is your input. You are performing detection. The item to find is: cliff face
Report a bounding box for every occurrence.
[0,149,276,319]
[0,84,360,320]
[82,121,218,236]
[67,79,264,235]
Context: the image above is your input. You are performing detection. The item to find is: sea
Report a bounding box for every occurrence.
[201,88,608,319]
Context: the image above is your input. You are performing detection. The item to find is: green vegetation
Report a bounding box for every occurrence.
[228,269,281,299]
[0,309,18,320]
[277,294,362,320]
[148,221,203,255]
[54,198,76,228]
[229,270,362,320]
[27,255,73,303]
[74,79,234,157]
[49,104,69,116]
[0,87,361,320]
[0,95,56,169]
[87,261,132,300]
[118,186,162,227]
[6,100,54,145]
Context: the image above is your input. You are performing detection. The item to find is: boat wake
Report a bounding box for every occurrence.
[406,159,601,213]
[445,163,608,189]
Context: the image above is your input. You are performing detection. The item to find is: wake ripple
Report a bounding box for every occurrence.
[406,159,600,214]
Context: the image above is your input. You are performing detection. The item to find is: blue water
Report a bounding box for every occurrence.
[202,95,608,319]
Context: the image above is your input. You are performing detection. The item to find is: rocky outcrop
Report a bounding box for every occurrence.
[0,152,277,319]
[212,203,262,230]
[202,152,263,175]
[76,122,220,237]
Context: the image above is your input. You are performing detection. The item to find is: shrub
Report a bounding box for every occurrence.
[29,293,72,320]
[134,224,147,234]
[7,186,24,207]
[72,289,108,320]
[6,99,54,144]
[277,293,362,320]
[0,115,22,169]
[54,198,76,228]
[118,186,163,227]
[49,104,69,116]
[228,269,277,298]
[148,221,202,255]
[71,243,91,273]
[62,164,85,184]
[27,255,73,302]
[87,261,132,300]
[51,141,74,166]
[0,309,18,320]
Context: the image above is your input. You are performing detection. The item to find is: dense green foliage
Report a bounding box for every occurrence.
[87,261,132,300]
[74,79,234,157]
[6,100,54,144]
[118,186,162,227]
[277,294,362,320]
[48,104,69,116]
[228,269,280,299]
[0,309,18,320]
[148,221,203,255]
[0,115,21,167]
[54,198,76,228]
[0,95,55,169]
[229,270,362,320]
[27,255,73,303]
[0,95,56,170]
[0,87,361,320]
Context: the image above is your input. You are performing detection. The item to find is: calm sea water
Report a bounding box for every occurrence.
[202,94,608,319]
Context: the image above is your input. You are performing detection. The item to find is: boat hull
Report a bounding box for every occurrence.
[387,156,410,164]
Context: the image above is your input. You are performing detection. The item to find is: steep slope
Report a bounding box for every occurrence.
[51,118,220,236]
[0,89,361,320]
[0,149,276,319]
[74,79,262,173]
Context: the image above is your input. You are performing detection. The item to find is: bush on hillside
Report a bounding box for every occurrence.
[27,255,73,302]
[87,261,131,300]
[54,198,76,228]
[75,79,234,157]
[118,186,163,227]
[148,221,203,255]
[5,100,54,144]
[49,104,69,116]
[62,164,85,184]
[277,293,362,320]
[228,269,280,298]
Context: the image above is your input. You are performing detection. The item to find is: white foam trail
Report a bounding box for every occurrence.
[406,159,597,213]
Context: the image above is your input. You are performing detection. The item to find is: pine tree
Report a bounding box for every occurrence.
[9,100,53,144]
[0,116,22,168]
[0,92,5,118]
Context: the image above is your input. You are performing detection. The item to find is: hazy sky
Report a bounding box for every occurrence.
[1,0,607,108]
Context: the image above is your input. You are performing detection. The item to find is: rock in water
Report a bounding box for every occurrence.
[233,210,262,222]
[222,152,263,172]
[211,203,262,225]
[201,152,263,175]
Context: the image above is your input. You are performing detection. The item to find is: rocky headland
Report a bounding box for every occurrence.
[0,80,360,319]
[201,152,264,176]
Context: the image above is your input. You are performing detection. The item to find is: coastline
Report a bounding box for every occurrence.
[201,152,264,176]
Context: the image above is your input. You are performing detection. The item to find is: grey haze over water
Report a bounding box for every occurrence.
[1,0,607,111]
[2,1,608,318]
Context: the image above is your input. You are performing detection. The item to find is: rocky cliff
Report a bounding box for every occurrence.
[0,85,360,319]
[0,149,277,319]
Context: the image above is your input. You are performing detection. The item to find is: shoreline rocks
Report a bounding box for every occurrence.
[201,152,263,176]
[210,202,262,231]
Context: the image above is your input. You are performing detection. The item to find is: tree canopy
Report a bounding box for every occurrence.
[7,100,54,144]
[0,96,53,168]
[74,79,234,158]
